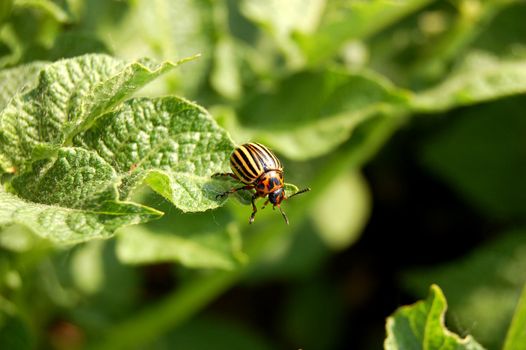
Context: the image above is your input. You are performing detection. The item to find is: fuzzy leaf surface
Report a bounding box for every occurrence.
[11,147,119,208]
[0,186,160,244]
[0,55,237,245]
[74,97,235,212]
[0,61,47,111]
[0,54,190,171]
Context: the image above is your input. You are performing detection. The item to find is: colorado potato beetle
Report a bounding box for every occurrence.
[215,142,310,224]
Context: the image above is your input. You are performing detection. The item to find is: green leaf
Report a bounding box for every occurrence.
[1,94,236,243]
[0,61,47,111]
[74,96,235,212]
[412,53,526,112]
[503,285,526,350]
[296,0,433,65]
[0,54,240,245]
[11,148,118,208]
[235,69,410,160]
[403,229,526,349]
[384,284,485,350]
[0,185,161,244]
[0,54,193,171]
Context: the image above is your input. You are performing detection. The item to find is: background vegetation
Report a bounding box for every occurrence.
[1,0,526,349]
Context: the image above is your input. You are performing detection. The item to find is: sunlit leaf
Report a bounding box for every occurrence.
[0,61,47,111]
[74,97,235,211]
[0,185,161,244]
[0,54,194,172]
[0,55,239,244]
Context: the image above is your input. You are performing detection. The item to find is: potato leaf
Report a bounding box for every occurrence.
[0,54,195,172]
[0,55,238,245]
[74,97,235,212]
[0,61,47,111]
[0,185,160,244]
[385,284,485,350]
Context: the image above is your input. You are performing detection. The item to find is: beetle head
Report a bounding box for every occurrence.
[269,187,311,225]
[268,187,285,206]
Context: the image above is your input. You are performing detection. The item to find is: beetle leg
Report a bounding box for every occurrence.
[249,194,258,224]
[278,205,289,225]
[261,198,270,210]
[216,185,254,199]
[212,172,240,180]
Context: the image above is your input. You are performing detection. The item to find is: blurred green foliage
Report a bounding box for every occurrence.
[1,0,526,349]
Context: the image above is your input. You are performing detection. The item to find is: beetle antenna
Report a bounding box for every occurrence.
[288,187,311,200]
[278,205,289,225]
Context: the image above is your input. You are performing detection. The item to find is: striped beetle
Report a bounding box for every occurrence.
[215,143,310,224]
